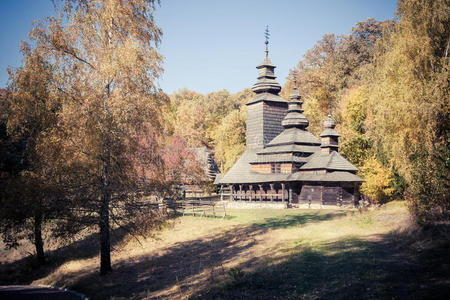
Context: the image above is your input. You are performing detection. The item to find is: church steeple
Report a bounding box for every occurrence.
[245,27,288,149]
[320,114,340,154]
[281,74,309,129]
[251,26,282,95]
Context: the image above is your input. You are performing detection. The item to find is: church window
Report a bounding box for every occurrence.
[271,163,281,173]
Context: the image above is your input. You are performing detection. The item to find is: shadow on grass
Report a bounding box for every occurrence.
[53,211,355,298]
[191,225,450,300]
[0,225,130,285]
[4,210,449,300]
[0,211,173,286]
[252,212,346,229]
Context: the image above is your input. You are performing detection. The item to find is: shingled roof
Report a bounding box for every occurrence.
[215,43,362,186]
[264,128,321,147]
[287,171,363,182]
[189,147,219,181]
[215,149,289,184]
[250,155,310,164]
[300,151,358,172]
[246,92,287,105]
[257,144,320,155]
[215,148,363,184]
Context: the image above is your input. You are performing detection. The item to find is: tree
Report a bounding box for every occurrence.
[287,18,393,116]
[29,0,165,274]
[214,107,246,173]
[168,88,252,149]
[337,87,371,167]
[364,0,449,222]
[0,46,62,265]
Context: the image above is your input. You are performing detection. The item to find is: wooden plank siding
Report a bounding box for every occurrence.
[246,102,265,149]
[226,183,358,207]
[299,185,321,204]
[251,164,272,173]
[262,102,288,146]
[322,186,340,205]
[342,186,354,206]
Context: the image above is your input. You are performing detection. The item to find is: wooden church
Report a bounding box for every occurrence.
[215,41,363,207]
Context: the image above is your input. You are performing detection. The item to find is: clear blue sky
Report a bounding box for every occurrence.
[0,0,397,95]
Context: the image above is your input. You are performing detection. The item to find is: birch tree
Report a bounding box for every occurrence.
[30,0,165,274]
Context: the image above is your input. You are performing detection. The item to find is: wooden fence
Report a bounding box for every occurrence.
[181,199,226,218]
[148,196,225,218]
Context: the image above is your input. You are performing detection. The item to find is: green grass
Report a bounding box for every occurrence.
[189,203,450,300]
[1,201,449,299]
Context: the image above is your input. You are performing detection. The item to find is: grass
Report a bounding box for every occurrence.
[1,201,449,299]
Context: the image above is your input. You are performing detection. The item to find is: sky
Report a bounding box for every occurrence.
[0,0,398,95]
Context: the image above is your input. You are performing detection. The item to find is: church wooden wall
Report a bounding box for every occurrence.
[297,182,358,206]
[246,102,265,149]
[251,164,271,173]
[250,163,294,174]
[245,100,288,149]
[262,101,288,145]
[226,182,360,207]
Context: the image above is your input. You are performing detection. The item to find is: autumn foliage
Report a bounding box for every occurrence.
[0,0,448,277]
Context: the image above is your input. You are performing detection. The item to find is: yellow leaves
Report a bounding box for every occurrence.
[302,96,323,137]
[360,156,394,204]
[213,107,246,173]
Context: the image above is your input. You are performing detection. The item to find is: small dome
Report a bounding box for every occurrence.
[281,96,309,129]
[323,114,336,128]
[320,114,340,138]
[289,86,301,101]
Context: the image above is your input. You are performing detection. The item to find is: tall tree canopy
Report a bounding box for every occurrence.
[29,0,166,274]
[165,88,252,170]
[364,0,449,222]
[0,46,64,265]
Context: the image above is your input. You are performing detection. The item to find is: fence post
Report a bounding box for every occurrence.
[270,184,274,202]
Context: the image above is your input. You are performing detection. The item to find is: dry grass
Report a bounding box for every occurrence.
[1,201,448,299]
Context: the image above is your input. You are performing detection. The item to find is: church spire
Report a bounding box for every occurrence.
[320,113,340,154]
[281,71,309,129]
[251,26,281,94]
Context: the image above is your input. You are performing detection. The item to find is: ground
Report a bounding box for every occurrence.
[1,201,449,299]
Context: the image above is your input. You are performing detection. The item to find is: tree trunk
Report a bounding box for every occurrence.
[34,213,45,265]
[100,152,112,275]
[100,84,112,275]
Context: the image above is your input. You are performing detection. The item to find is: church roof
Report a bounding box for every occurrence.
[265,127,321,147]
[215,148,362,184]
[320,114,340,137]
[287,171,363,182]
[215,39,361,186]
[246,92,287,105]
[216,149,289,184]
[250,155,310,164]
[251,39,282,95]
[214,150,364,184]
[257,144,320,154]
[188,147,219,181]
[281,82,309,129]
[300,151,358,172]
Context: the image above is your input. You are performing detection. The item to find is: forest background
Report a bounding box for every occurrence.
[0,0,448,275]
[167,0,448,224]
